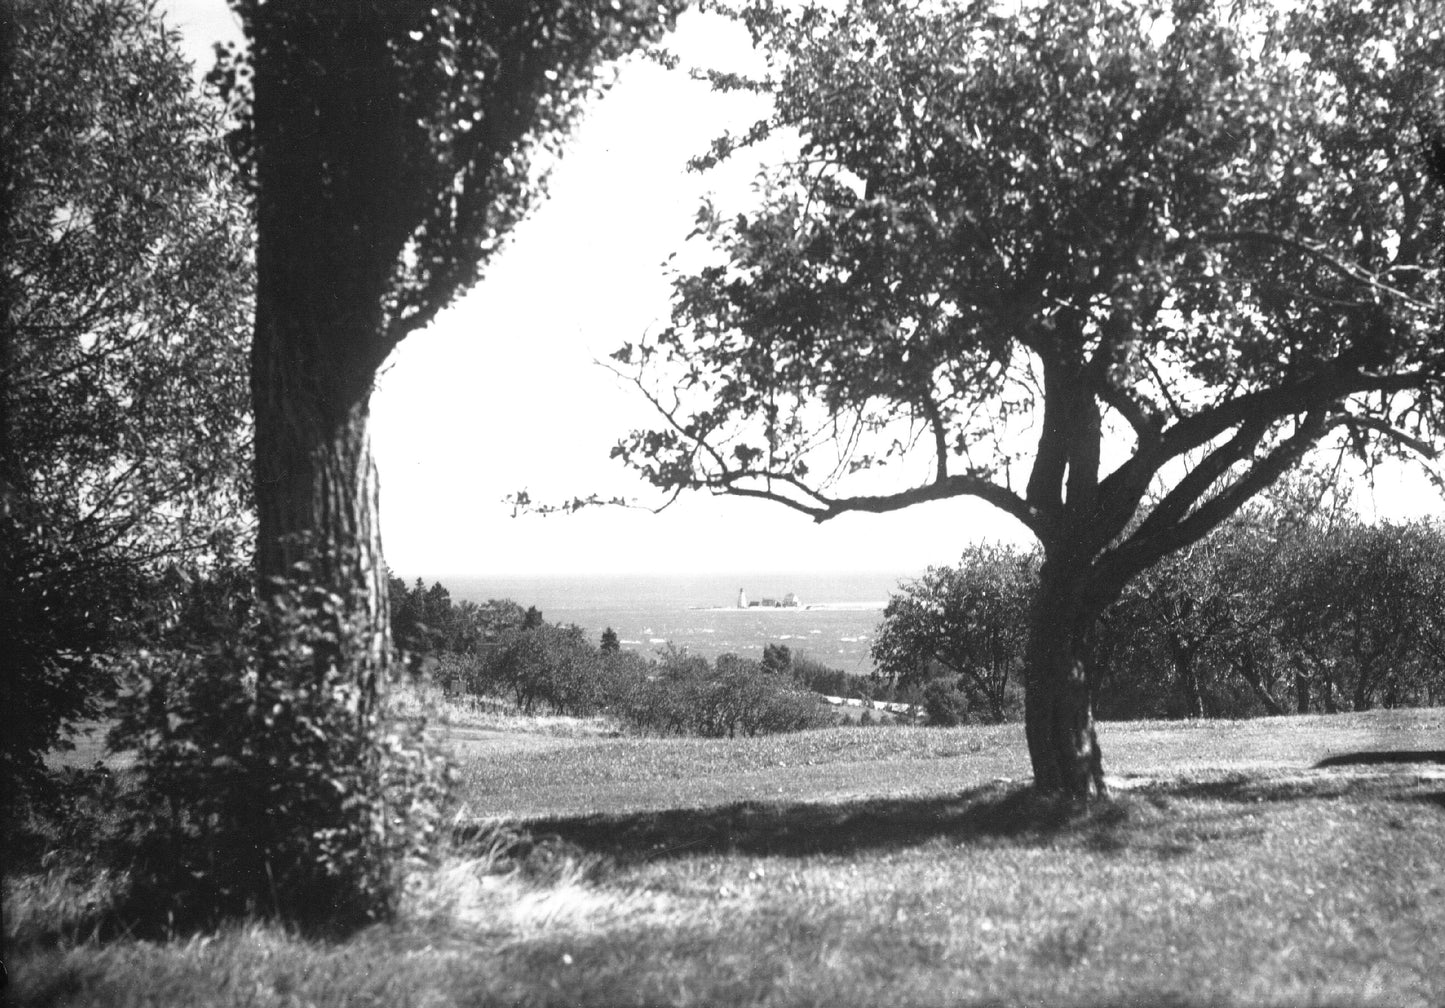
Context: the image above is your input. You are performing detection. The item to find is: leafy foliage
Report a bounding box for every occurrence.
[873,544,1034,722]
[495,623,608,715]
[389,577,837,735]
[613,647,833,737]
[761,642,793,675]
[387,575,524,657]
[885,514,1445,722]
[217,0,686,351]
[793,652,875,700]
[109,570,452,935]
[1270,518,1445,713]
[921,679,970,729]
[1,0,253,802]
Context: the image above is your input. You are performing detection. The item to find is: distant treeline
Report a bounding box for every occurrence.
[872,514,1445,725]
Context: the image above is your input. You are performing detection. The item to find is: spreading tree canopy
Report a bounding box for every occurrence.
[1,0,253,797]
[607,0,1445,795]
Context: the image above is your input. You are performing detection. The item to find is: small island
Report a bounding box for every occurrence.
[737,589,802,609]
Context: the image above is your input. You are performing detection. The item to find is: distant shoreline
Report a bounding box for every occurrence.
[692,602,887,612]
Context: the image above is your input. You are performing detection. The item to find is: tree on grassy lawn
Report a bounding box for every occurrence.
[602,0,1445,797]
[873,544,1034,723]
[1,0,252,803]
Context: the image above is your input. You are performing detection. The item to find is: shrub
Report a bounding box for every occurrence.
[613,650,833,737]
[109,571,452,935]
[922,679,970,727]
[431,650,493,698]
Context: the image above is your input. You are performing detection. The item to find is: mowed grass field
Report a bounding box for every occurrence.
[10,708,1445,1007]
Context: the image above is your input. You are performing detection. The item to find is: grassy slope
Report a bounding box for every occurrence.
[457,707,1445,818]
[9,709,1445,1008]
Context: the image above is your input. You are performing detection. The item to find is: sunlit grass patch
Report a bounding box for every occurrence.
[8,710,1444,1007]
[385,678,623,737]
[468,775,1443,1007]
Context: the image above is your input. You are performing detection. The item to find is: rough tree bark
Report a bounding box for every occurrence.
[251,282,391,683]
[1023,555,1108,799]
[243,3,405,697]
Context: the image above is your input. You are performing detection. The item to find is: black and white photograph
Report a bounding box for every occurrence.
[4,0,1444,1003]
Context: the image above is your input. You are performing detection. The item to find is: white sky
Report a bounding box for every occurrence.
[163,1,1440,579]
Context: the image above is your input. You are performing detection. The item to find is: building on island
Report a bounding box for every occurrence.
[737,590,802,609]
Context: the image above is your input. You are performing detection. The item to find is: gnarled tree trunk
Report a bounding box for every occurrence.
[1023,555,1107,799]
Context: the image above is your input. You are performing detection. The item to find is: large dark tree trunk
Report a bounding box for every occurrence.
[250,238,394,697]
[1023,556,1107,799]
[246,2,412,699]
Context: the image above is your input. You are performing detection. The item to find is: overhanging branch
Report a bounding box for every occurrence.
[1201,230,1437,309]
[1097,410,1331,597]
[1335,415,1439,459]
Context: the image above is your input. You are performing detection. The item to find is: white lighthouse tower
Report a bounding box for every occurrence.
[737,588,749,609]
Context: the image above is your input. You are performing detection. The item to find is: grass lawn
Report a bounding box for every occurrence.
[8,708,1444,1007]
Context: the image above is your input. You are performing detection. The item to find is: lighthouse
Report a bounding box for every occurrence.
[737,588,748,609]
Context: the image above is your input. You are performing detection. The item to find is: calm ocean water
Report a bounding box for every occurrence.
[441,571,913,675]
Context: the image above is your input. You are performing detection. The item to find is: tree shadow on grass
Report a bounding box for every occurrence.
[464,771,1423,866]
[1311,751,1445,813]
[1314,749,1445,767]
[506,783,1066,862]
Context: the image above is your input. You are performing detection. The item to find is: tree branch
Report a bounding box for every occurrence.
[1335,415,1439,459]
[1201,230,1437,309]
[1097,410,1332,597]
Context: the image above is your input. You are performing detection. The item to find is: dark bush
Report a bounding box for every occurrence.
[922,679,970,727]
[110,571,452,935]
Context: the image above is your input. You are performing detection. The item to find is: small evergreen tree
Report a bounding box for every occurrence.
[600,627,621,654]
